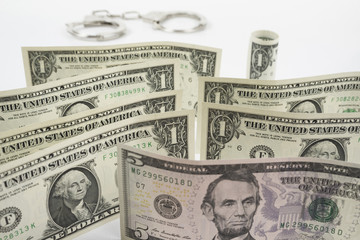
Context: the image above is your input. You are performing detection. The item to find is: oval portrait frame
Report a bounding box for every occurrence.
[47,166,100,228]
[62,101,96,117]
[299,138,346,161]
[289,99,322,113]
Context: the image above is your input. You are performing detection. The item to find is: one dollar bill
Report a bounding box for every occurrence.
[0,60,184,132]
[198,102,360,162]
[0,110,194,240]
[0,90,182,165]
[247,30,279,80]
[118,144,360,240]
[22,41,222,109]
[199,72,360,113]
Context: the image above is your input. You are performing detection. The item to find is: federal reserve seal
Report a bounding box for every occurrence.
[249,145,274,158]
[308,198,338,223]
[154,194,182,219]
[0,207,22,233]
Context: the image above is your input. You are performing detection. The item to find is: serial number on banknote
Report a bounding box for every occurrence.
[132,168,193,186]
[0,223,36,240]
[104,87,146,99]
[280,221,343,236]
[102,142,153,160]
[331,96,360,102]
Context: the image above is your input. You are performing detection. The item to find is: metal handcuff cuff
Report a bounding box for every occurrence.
[66,10,207,41]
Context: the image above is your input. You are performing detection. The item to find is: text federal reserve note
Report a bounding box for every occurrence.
[0,91,181,165]
[118,144,360,240]
[22,41,222,109]
[0,60,183,132]
[199,72,360,113]
[198,102,360,163]
[0,110,194,240]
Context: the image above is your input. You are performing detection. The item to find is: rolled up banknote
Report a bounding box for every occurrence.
[199,72,360,113]
[247,30,279,80]
[0,60,185,132]
[198,102,360,162]
[22,41,222,109]
[118,144,360,240]
[0,90,182,165]
[0,109,194,240]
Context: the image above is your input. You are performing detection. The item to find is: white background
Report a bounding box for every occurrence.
[1,0,360,239]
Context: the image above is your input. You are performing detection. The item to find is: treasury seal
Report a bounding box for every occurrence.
[154,194,182,219]
[249,145,274,158]
[308,198,338,223]
[0,207,22,233]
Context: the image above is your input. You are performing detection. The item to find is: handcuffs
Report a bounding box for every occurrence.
[66,10,207,41]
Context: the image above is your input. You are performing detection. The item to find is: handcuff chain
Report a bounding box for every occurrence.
[92,10,142,20]
[120,11,142,20]
[67,10,206,41]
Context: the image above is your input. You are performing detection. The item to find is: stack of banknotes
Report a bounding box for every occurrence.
[0,40,360,240]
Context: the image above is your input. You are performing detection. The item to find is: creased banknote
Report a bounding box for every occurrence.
[0,109,194,240]
[22,41,222,109]
[0,90,182,165]
[199,73,360,113]
[198,102,360,162]
[0,60,185,132]
[118,144,360,240]
[247,30,279,80]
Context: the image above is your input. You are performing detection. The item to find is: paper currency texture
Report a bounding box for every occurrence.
[199,72,360,113]
[0,91,181,165]
[0,60,184,132]
[198,102,360,163]
[247,30,279,80]
[0,110,194,240]
[22,41,222,109]
[118,144,360,240]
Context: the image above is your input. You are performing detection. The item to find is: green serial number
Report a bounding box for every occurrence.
[332,96,360,102]
[104,87,146,99]
[133,142,152,149]
[102,143,152,161]
[0,223,35,240]
[280,221,342,235]
[102,151,118,161]
[132,168,192,186]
